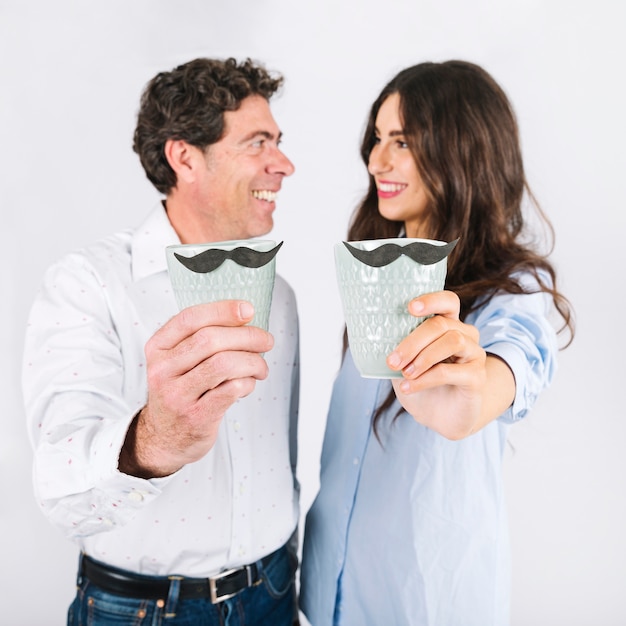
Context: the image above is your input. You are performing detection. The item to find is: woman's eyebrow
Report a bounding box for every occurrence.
[373,126,405,138]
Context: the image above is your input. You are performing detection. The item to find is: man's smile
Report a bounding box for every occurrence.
[252,189,278,202]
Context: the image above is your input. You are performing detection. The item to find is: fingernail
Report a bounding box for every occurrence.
[410,300,424,314]
[387,352,401,368]
[239,302,254,319]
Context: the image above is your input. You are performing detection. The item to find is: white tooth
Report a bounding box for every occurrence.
[380,183,405,192]
[253,190,277,201]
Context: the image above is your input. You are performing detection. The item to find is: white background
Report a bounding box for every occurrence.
[1,1,625,624]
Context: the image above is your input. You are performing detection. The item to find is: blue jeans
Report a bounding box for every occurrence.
[67,548,298,625]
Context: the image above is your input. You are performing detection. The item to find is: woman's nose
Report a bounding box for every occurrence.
[368,144,390,176]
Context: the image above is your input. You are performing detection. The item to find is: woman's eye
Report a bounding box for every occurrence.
[398,140,408,149]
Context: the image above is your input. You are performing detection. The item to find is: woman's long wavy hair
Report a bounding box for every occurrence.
[345,60,574,429]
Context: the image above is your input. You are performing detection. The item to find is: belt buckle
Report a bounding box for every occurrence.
[209,566,252,604]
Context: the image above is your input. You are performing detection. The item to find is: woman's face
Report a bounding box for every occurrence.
[368,93,430,238]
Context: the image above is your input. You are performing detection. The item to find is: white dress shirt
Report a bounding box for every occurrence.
[23,205,300,577]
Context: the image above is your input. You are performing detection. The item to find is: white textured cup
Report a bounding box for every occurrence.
[166,239,279,331]
[335,238,450,378]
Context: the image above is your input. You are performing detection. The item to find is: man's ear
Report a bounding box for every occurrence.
[164,139,199,184]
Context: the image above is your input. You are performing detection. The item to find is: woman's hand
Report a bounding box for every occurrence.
[386,291,514,440]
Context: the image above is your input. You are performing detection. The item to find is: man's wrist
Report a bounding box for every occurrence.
[118,408,179,479]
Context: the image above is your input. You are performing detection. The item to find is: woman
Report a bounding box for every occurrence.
[300,61,574,626]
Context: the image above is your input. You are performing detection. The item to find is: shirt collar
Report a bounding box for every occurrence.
[131,202,181,282]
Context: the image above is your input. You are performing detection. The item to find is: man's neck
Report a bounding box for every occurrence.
[163,196,216,244]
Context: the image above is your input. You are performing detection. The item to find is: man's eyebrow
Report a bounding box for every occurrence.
[239,130,282,144]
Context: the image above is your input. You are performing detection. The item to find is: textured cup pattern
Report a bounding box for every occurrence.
[336,245,447,378]
[166,242,276,331]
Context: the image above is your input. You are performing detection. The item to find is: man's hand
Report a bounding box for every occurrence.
[119,300,273,478]
[386,291,515,440]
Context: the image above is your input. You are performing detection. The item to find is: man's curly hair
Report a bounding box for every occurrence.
[133,57,283,195]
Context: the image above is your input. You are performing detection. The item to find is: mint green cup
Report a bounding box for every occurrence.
[334,238,452,378]
[166,239,280,331]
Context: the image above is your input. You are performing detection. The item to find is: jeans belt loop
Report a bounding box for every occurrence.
[164,576,182,615]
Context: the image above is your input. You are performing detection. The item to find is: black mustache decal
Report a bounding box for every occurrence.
[174,242,283,273]
[343,238,458,267]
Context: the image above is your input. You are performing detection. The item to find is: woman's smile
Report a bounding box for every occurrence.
[376,180,408,198]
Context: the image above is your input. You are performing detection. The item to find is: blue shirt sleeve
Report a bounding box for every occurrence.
[468,274,559,423]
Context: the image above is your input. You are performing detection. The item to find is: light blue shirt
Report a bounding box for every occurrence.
[300,275,558,626]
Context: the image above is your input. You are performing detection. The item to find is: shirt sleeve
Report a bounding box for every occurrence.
[471,273,559,423]
[22,252,169,541]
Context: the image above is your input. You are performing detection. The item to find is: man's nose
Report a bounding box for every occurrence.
[269,147,295,177]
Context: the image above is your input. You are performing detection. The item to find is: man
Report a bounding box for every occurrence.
[23,58,299,625]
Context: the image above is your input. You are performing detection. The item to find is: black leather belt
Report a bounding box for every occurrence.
[81,548,281,604]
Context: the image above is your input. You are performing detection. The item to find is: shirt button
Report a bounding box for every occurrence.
[128,491,144,503]
[233,422,241,432]
[353,457,359,465]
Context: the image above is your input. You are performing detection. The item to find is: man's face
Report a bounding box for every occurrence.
[196,95,295,241]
